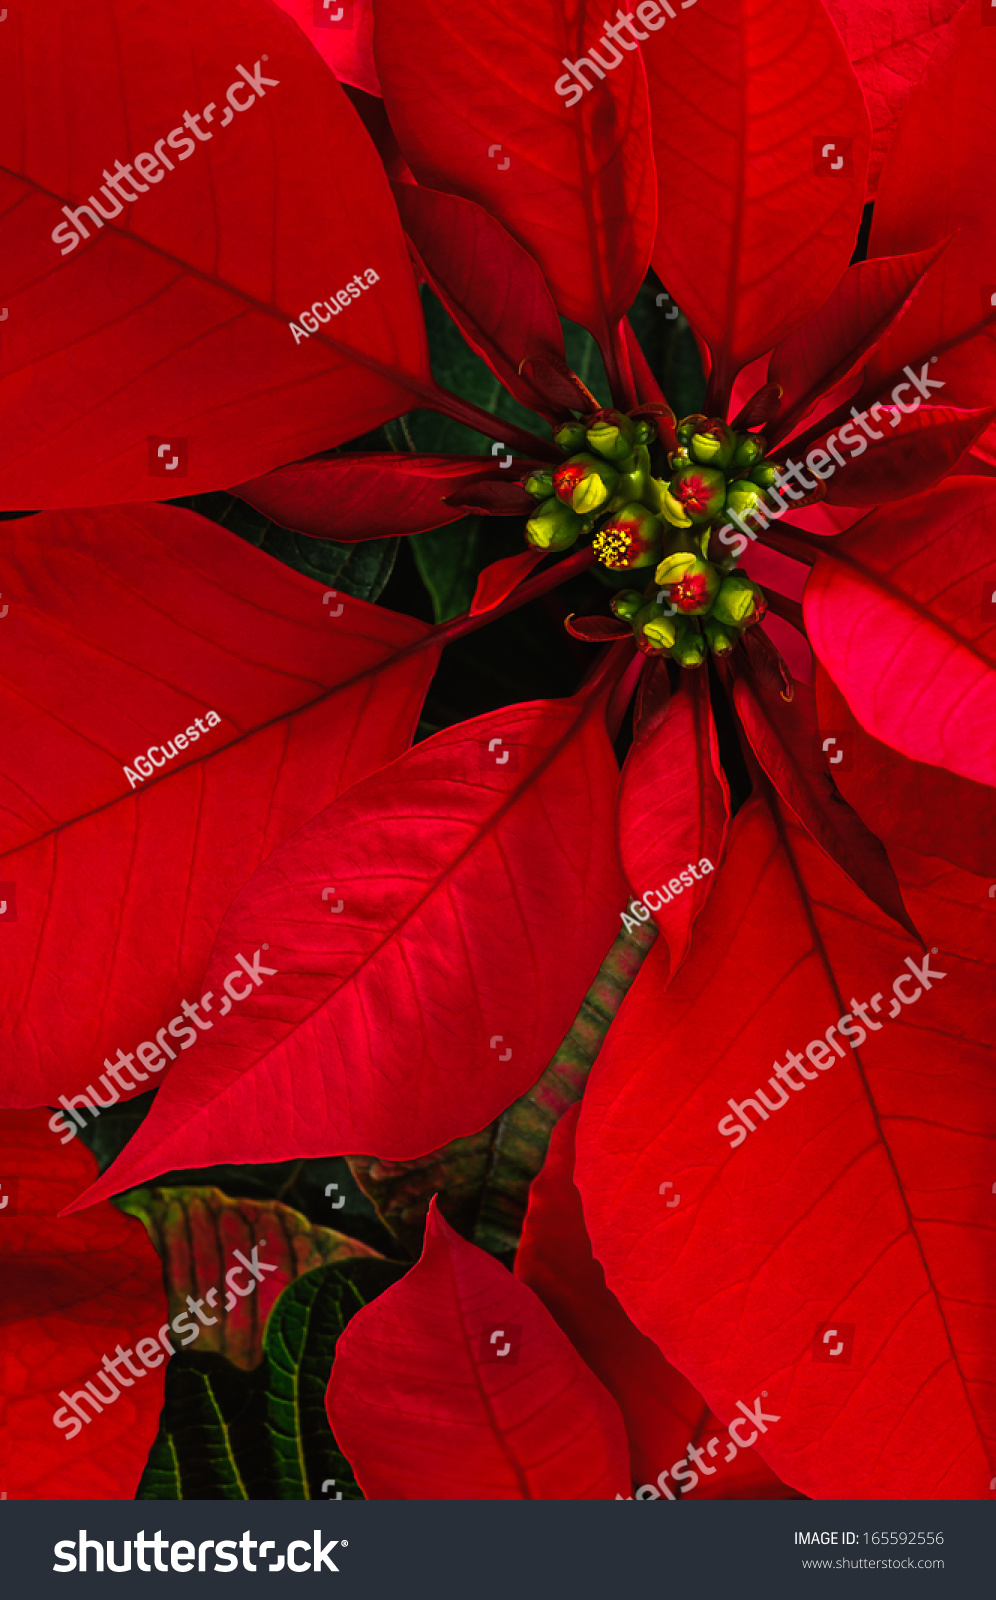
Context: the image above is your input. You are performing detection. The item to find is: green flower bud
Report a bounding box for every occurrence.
[726,478,768,526]
[711,572,768,627]
[660,482,693,527]
[633,600,679,655]
[554,420,589,453]
[524,470,554,499]
[632,419,656,447]
[751,462,778,489]
[553,453,619,514]
[668,464,727,524]
[592,503,664,569]
[611,445,659,512]
[610,589,645,622]
[586,408,638,463]
[676,413,708,446]
[668,447,693,470]
[654,552,721,615]
[689,420,735,470]
[671,624,707,669]
[704,618,736,657]
[525,496,583,552]
[733,433,766,469]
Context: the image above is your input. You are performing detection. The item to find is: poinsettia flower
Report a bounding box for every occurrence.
[4,0,993,1508]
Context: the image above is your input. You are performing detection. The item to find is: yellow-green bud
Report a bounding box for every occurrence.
[526,496,583,552]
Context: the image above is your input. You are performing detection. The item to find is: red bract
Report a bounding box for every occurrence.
[516,1106,802,1500]
[575,795,995,1499]
[327,1199,631,1499]
[0,504,436,1111]
[0,1111,167,1499]
[373,0,656,379]
[72,657,629,1209]
[0,0,429,506]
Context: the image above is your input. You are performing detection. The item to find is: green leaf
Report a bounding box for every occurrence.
[116,1185,387,1370]
[171,490,398,602]
[264,1259,409,1500]
[135,1354,272,1501]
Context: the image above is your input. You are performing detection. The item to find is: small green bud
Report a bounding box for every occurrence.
[586,408,638,463]
[524,470,554,499]
[733,433,766,469]
[593,502,664,569]
[610,589,645,622]
[633,601,678,655]
[751,462,778,489]
[554,420,589,453]
[726,478,768,526]
[689,420,735,470]
[611,445,658,512]
[525,496,583,552]
[552,453,619,514]
[711,572,767,627]
[676,413,708,446]
[668,447,693,470]
[668,464,727,524]
[672,625,707,669]
[632,419,656,447]
[704,618,736,657]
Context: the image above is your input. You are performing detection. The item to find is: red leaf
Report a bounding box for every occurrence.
[0,1110,167,1499]
[444,480,538,516]
[790,402,995,506]
[236,454,512,539]
[518,354,600,416]
[729,381,783,432]
[767,242,950,442]
[814,663,996,880]
[0,504,436,1112]
[803,478,996,786]
[617,671,729,979]
[862,6,996,432]
[733,674,918,938]
[645,0,870,398]
[470,550,546,615]
[391,182,566,415]
[272,0,381,99]
[372,0,656,351]
[517,1106,800,1499]
[564,614,632,642]
[0,0,428,508]
[576,792,995,1498]
[822,0,966,197]
[326,1199,630,1499]
[632,656,671,741]
[70,668,629,1208]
